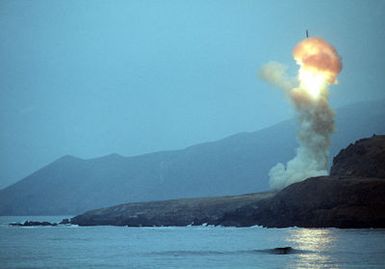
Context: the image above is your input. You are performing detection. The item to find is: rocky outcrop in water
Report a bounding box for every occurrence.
[9,221,58,227]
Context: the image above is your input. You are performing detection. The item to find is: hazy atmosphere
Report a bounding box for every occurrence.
[2,2,385,269]
[1,0,385,188]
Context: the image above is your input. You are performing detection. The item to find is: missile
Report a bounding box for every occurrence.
[306,30,309,38]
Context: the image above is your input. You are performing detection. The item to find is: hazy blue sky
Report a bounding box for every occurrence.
[1,0,385,188]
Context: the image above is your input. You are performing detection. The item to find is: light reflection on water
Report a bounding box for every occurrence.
[287,229,338,269]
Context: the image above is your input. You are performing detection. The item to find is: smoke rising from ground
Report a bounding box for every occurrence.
[260,37,342,190]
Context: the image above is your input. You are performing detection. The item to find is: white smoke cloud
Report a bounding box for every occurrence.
[260,62,335,190]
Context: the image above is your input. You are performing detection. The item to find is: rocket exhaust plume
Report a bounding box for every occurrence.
[260,37,342,190]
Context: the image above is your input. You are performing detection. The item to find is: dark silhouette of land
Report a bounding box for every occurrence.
[71,135,385,228]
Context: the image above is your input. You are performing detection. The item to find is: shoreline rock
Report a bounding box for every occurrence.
[9,220,58,227]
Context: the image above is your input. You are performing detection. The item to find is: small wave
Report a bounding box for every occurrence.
[61,224,79,228]
[7,224,79,229]
[138,225,229,230]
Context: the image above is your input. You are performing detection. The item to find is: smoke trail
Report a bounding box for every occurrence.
[259,61,296,92]
[260,37,342,190]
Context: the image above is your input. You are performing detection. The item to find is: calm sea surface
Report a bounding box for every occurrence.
[1,216,385,269]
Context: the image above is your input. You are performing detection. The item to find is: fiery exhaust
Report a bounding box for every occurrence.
[260,37,342,190]
[294,37,342,99]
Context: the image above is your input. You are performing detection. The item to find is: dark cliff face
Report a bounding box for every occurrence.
[331,135,385,178]
[220,176,385,228]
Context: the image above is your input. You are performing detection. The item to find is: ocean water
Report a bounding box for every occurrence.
[1,216,385,269]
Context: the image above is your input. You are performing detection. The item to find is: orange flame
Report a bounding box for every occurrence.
[293,37,342,98]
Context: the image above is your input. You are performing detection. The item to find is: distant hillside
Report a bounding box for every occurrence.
[1,99,385,215]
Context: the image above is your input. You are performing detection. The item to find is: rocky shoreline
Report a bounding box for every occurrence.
[69,176,385,228]
[70,192,275,227]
